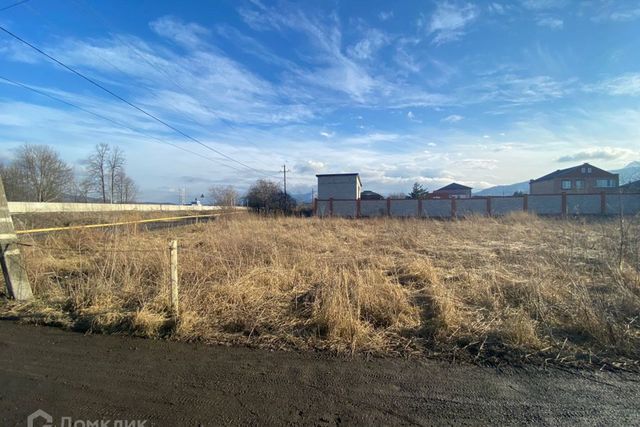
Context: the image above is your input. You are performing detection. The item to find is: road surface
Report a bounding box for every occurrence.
[0,322,638,426]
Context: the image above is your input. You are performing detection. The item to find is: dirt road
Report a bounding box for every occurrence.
[0,322,638,426]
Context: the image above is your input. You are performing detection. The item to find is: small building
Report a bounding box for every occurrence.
[360,190,383,200]
[529,163,619,194]
[432,183,472,199]
[316,173,362,200]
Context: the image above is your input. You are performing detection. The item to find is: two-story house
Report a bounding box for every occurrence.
[529,163,619,194]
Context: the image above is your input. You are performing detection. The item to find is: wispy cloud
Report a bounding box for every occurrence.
[590,73,640,96]
[557,147,637,163]
[537,17,563,29]
[149,16,210,47]
[442,114,463,123]
[427,1,479,45]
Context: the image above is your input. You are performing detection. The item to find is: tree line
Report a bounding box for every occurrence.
[0,143,138,203]
[208,179,297,214]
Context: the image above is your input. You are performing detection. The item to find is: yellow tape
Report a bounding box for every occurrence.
[15,213,224,235]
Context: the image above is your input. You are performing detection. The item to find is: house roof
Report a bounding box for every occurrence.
[620,179,640,189]
[316,173,362,186]
[435,182,472,191]
[530,163,615,183]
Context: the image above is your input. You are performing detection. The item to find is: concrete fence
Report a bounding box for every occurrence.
[313,192,640,218]
[7,202,246,214]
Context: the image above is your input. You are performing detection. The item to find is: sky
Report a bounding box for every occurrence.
[0,0,639,202]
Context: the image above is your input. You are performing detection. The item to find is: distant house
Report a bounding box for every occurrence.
[316,173,362,200]
[360,190,383,200]
[432,183,472,199]
[620,180,640,193]
[529,163,619,194]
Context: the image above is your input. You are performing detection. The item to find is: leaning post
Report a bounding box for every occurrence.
[0,175,33,300]
[169,240,179,317]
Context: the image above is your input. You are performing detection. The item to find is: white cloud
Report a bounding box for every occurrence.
[347,29,390,60]
[537,17,563,29]
[378,11,394,21]
[149,16,210,47]
[320,131,334,138]
[520,0,568,11]
[557,147,638,163]
[428,2,479,45]
[407,111,415,119]
[591,73,640,96]
[442,114,463,123]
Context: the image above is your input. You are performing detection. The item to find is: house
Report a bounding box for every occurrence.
[620,180,640,193]
[432,183,472,199]
[360,190,383,200]
[529,163,619,194]
[316,173,362,200]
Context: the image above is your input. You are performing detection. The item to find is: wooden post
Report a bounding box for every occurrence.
[0,176,33,300]
[486,197,492,217]
[329,198,334,217]
[600,192,606,215]
[169,240,179,317]
[523,194,528,212]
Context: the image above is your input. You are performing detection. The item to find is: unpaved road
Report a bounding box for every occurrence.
[0,322,638,426]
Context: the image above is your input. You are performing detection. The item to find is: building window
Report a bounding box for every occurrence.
[581,167,586,173]
[576,179,584,189]
[587,167,592,173]
[596,179,616,188]
[561,180,572,190]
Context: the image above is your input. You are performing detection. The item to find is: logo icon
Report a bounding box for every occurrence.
[27,409,53,427]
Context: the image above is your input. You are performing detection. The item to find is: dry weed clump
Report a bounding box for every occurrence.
[1,213,639,368]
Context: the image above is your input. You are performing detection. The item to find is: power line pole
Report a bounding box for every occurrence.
[281,164,290,212]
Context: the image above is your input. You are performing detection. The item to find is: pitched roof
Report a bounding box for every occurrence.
[530,163,615,183]
[435,182,472,191]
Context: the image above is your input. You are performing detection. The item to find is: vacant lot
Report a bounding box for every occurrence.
[2,213,639,369]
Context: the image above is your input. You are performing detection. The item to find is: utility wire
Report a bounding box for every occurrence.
[0,75,247,172]
[0,25,276,177]
[0,0,29,12]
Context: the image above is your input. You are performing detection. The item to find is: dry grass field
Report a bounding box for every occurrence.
[2,213,639,369]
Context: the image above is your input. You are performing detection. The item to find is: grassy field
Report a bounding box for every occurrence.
[2,213,639,369]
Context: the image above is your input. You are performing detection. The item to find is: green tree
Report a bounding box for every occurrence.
[408,182,429,199]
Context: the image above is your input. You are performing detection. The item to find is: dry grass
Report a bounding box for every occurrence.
[2,213,640,369]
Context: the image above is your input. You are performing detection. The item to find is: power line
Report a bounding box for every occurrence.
[0,0,30,12]
[0,74,247,172]
[0,24,276,177]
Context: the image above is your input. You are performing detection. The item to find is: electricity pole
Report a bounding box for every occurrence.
[281,164,290,212]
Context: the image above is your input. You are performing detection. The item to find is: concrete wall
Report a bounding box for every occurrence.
[527,195,562,215]
[491,197,524,215]
[456,198,487,216]
[567,194,601,215]
[315,193,640,218]
[7,202,243,214]
[423,199,452,218]
[390,200,418,217]
[360,200,388,217]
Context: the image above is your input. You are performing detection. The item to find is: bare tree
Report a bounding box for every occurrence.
[209,184,239,207]
[9,144,73,202]
[107,146,125,203]
[85,143,110,203]
[114,170,138,203]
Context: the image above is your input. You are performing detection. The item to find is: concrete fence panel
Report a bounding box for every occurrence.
[423,199,452,218]
[606,194,640,216]
[528,195,562,215]
[390,199,419,217]
[316,200,330,217]
[333,200,357,217]
[567,194,601,215]
[7,202,238,214]
[360,200,388,217]
[456,198,487,217]
[491,197,524,216]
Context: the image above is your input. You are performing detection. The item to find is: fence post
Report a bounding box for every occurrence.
[0,176,33,300]
[169,240,179,317]
[329,198,334,217]
[486,197,492,217]
[451,198,457,218]
[523,194,528,212]
[356,198,361,218]
[561,192,568,217]
[600,192,606,215]
[386,197,391,217]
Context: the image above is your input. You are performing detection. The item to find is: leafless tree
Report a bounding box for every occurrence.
[107,146,125,203]
[7,144,73,202]
[209,184,239,207]
[85,143,110,203]
[115,170,138,203]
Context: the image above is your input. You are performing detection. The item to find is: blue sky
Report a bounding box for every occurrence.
[0,0,639,201]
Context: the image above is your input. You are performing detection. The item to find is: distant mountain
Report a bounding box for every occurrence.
[474,161,640,196]
[291,192,313,204]
[474,181,529,196]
